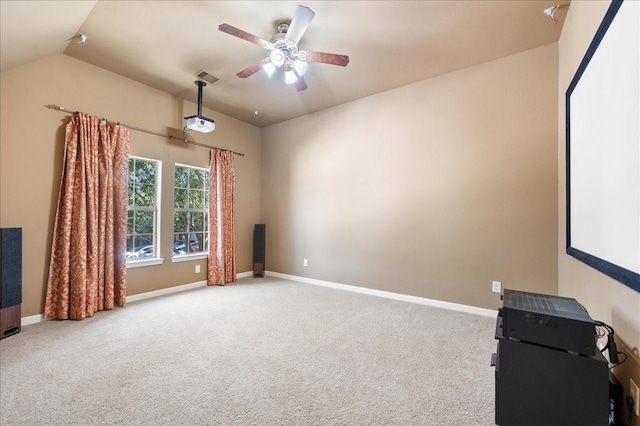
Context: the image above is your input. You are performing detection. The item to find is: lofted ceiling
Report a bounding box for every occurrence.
[0,1,569,127]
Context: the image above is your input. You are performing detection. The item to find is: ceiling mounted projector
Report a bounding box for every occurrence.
[185,116,215,133]
[184,80,215,133]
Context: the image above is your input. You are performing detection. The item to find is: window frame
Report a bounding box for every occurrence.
[126,155,163,268]
[172,163,209,262]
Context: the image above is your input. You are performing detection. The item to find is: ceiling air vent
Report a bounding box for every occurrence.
[194,70,218,84]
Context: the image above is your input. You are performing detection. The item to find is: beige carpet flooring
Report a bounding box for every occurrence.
[0,277,497,425]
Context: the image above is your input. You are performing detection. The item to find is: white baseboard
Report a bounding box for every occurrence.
[265,271,498,318]
[21,271,254,327]
[125,269,254,302]
[236,271,254,279]
[125,280,208,303]
[21,314,44,326]
[20,270,496,326]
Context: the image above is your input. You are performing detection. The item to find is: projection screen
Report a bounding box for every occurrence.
[566,0,639,292]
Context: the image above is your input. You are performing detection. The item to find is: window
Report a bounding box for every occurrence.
[174,164,208,258]
[127,156,161,266]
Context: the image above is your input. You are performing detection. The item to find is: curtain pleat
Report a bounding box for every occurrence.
[207,149,236,285]
[44,113,129,320]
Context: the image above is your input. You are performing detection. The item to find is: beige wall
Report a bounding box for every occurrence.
[559,2,640,422]
[261,43,559,310]
[0,54,261,317]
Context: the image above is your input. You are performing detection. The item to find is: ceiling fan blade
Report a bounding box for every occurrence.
[284,5,315,44]
[295,77,308,91]
[236,58,271,78]
[305,50,350,67]
[219,23,271,49]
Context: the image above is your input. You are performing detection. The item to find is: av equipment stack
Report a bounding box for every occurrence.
[253,224,265,278]
[492,289,608,426]
[0,228,22,339]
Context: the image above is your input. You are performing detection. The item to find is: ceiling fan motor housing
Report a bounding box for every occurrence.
[270,32,299,59]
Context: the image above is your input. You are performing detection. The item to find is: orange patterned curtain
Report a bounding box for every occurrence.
[44,113,129,320]
[207,149,236,285]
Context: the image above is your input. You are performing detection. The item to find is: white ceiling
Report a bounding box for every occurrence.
[0,1,569,127]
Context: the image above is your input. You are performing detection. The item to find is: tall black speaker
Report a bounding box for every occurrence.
[0,228,22,339]
[253,224,265,278]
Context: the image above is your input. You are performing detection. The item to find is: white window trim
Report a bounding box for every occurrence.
[173,163,209,259]
[126,155,162,268]
[171,253,207,263]
[127,257,164,268]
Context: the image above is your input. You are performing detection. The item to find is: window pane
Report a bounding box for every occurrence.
[191,233,204,253]
[175,166,188,188]
[173,232,188,254]
[190,212,205,232]
[128,183,136,207]
[127,211,134,234]
[175,188,188,209]
[129,159,135,174]
[133,211,154,234]
[189,168,205,190]
[136,160,156,185]
[138,184,156,207]
[135,234,153,248]
[174,212,188,233]
[126,236,135,251]
[188,189,206,209]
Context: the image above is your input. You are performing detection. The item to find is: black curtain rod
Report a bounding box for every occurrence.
[45,104,244,157]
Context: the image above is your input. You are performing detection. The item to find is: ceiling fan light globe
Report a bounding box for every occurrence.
[284,69,297,85]
[269,49,286,67]
[261,62,277,78]
[292,59,308,76]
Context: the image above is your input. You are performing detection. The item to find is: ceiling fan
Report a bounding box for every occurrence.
[218,5,349,91]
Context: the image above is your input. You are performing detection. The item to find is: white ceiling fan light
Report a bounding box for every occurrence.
[284,66,298,84]
[261,61,277,78]
[292,59,308,77]
[269,49,286,67]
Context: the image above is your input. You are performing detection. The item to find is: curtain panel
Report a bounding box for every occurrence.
[44,113,129,320]
[207,149,236,285]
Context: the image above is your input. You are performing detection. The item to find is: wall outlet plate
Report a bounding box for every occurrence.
[630,378,640,417]
[492,281,501,293]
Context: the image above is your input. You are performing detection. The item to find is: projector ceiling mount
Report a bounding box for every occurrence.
[184,80,215,133]
[218,5,349,91]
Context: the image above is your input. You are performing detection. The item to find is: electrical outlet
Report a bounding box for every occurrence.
[303,258,308,267]
[492,281,501,293]
[630,378,640,417]
[195,265,201,273]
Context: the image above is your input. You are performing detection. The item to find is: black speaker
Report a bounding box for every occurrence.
[253,224,265,278]
[1,227,22,339]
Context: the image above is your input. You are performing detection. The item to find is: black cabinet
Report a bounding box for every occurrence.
[492,290,609,426]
